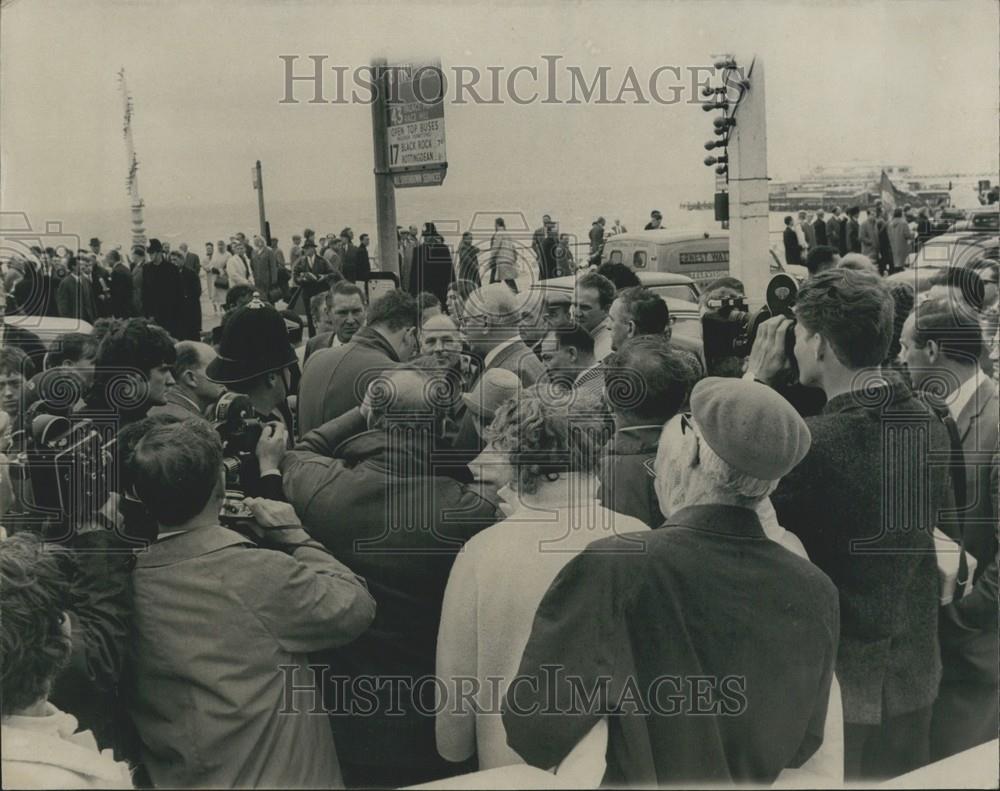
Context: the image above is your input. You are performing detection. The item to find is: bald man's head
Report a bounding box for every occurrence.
[364,369,440,430]
[174,341,224,405]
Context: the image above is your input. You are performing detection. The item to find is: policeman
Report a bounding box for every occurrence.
[206,295,299,500]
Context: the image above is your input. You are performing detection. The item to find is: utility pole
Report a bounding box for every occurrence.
[252,160,269,243]
[118,68,147,249]
[726,56,769,307]
[370,58,399,277]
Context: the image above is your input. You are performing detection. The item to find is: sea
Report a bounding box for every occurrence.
[17,176,992,267]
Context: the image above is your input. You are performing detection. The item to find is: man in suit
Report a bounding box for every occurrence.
[782,215,803,267]
[899,300,999,761]
[798,211,816,252]
[860,209,882,273]
[450,283,546,472]
[55,255,97,323]
[826,207,842,255]
[461,282,545,388]
[179,242,200,277]
[751,268,946,781]
[813,209,829,247]
[846,207,862,254]
[297,289,418,435]
[292,239,331,336]
[302,281,367,365]
[150,341,224,420]
[143,240,184,339]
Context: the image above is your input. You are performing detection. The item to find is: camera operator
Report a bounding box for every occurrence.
[149,341,224,420]
[205,297,298,500]
[125,417,375,788]
[746,267,949,781]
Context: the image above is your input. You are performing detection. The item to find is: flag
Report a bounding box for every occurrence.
[880,170,901,213]
[879,170,927,211]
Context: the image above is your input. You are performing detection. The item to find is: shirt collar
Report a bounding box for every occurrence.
[945,369,981,421]
[483,335,521,369]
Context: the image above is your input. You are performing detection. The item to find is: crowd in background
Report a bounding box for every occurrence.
[0,208,998,790]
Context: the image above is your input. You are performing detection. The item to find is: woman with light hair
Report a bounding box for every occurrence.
[436,392,647,772]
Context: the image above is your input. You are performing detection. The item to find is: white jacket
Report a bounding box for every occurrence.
[1,704,133,789]
[225,254,254,288]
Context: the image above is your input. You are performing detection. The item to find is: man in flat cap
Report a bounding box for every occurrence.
[503,377,840,787]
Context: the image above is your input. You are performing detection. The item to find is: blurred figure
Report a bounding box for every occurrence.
[0,534,133,789]
[899,299,999,761]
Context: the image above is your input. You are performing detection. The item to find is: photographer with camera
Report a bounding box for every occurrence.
[204,297,299,501]
[125,417,375,788]
[746,267,949,781]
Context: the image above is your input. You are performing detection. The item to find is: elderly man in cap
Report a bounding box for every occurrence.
[206,297,299,500]
[282,368,498,788]
[503,377,840,787]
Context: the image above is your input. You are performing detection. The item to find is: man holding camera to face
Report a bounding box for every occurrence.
[125,417,375,789]
[745,267,948,782]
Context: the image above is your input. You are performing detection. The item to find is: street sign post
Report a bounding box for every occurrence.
[385,61,448,188]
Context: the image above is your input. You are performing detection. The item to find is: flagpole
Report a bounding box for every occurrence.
[118,68,147,249]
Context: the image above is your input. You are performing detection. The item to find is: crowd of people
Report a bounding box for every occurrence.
[0,210,997,790]
[781,200,958,276]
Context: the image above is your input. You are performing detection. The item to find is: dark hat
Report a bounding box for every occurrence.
[690,377,811,480]
[132,244,146,254]
[147,238,163,254]
[206,297,297,384]
[89,237,101,247]
[302,238,317,249]
[422,222,438,237]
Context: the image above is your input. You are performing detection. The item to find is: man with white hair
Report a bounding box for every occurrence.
[503,377,840,787]
[460,283,544,387]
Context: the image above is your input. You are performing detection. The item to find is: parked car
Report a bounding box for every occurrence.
[529,271,703,344]
[947,205,999,233]
[888,232,999,292]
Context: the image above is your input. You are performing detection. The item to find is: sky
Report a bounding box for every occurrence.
[2,0,998,227]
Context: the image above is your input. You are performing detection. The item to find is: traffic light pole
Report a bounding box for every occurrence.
[254,160,269,244]
[727,56,770,307]
[370,58,399,278]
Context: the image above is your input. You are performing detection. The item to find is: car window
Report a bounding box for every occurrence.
[971,214,999,231]
[632,250,647,269]
[608,250,623,265]
[653,285,699,304]
[920,243,954,263]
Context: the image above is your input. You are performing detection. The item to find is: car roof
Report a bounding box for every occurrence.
[604,229,729,245]
[921,232,998,246]
[529,275,698,314]
[536,271,696,290]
